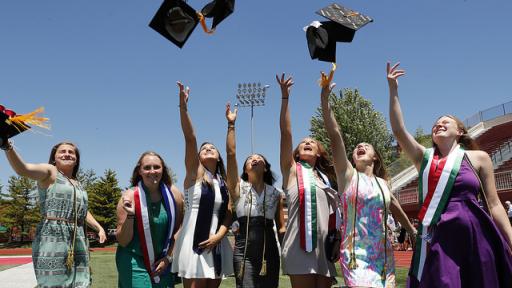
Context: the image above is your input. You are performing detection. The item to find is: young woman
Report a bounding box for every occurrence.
[277,73,340,288]
[225,103,286,287]
[2,141,106,287]
[115,151,183,287]
[318,73,415,288]
[387,62,512,287]
[171,82,233,288]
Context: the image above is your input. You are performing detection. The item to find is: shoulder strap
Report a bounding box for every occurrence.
[464,153,493,220]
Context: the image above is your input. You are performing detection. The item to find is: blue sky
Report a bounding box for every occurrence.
[1,0,511,190]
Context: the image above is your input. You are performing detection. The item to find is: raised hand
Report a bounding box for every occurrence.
[275,73,294,99]
[177,81,190,106]
[225,102,238,124]
[387,62,406,88]
[121,196,135,216]
[321,75,336,99]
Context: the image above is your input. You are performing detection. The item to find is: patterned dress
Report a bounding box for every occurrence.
[340,172,395,288]
[33,172,90,288]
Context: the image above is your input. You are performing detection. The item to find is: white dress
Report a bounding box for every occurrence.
[171,181,234,279]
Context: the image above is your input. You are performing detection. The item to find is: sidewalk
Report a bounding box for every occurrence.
[0,261,37,288]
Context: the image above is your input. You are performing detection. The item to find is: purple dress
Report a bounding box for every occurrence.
[408,158,512,288]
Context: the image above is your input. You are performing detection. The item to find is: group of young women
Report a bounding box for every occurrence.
[2,62,512,288]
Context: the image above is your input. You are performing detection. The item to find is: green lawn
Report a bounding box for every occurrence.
[90,250,409,287]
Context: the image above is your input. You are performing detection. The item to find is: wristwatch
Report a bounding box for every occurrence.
[166,255,173,263]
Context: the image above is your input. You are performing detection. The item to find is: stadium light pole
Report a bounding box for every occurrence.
[236,82,269,153]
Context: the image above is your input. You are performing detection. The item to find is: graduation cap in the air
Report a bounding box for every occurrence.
[149,0,235,48]
[0,105,49,146]
[306,3,373,63]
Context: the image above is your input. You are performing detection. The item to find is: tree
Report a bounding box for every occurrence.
[310,88,395,165]
[0,176,40,242]
[77,168,98,193]
[87,169,121,230]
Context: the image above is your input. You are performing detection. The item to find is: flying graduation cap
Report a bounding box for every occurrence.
[149,0,235,48]
[0,105,49,146]
[306,3,373,63]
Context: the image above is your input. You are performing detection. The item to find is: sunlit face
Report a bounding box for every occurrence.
[199,143,220,163]
[352,142,376,164]
[431,116,462,144]
[297,138,319,161]
[54,144,77,169]
[139,155,163,186]
[244,154,266,174]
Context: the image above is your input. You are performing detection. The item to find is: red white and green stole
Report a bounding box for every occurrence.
[134,181,177,284]
[296,161,318,252]
[411,145,464,281]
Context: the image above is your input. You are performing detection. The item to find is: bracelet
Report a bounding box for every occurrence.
[228,123,235,129]
[282,97,289,100]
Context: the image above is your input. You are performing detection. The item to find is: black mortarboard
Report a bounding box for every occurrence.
[200,0,235,30]
[0,105,30,145]
[306,3,373,62]
[149,0,199,48]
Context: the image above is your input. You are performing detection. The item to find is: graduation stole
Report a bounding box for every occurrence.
[134,181,177,284]
[411,145,464,281]
[296,161,322,252]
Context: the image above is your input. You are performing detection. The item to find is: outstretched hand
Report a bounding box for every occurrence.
[177,81,190,106]
[225,102,238,124]
[387,62,406,88]
[121,196,135,216]
[275,73,294,99]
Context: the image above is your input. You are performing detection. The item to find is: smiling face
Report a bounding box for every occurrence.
[138,155,163,186]
[294,137,320,163]
[53,143,78,171]
[352,142,376,165]
[431,116,463,145]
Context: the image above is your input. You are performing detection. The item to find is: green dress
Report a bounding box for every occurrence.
[33,172,90,288]
[116,197,174,288]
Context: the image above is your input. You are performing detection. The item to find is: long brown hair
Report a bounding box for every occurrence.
[130,151,173,187]
[293,139,338,191]
[432,115,479,150]
[199,142,227,183]
[371,146,389,181]
[241,154,276,186]
[48,142,80,178]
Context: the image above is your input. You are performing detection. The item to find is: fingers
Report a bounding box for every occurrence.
[330,82,336,90]
[176,81,183,90]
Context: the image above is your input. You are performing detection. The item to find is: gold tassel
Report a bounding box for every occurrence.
[259,259,267,276]
[197,12,215,34]
[237,262,245,280]
[66,249,74,271]
[319,63,337,88]
[348,252,358,270]
[7,107,50,131]
[381,266,387,281]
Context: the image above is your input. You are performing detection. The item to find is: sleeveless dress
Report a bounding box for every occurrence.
[171,182,234,279]
[33,172,90,288]
[116,198,174,288]
[281,177,339,277]
[407,157,512,288]
[233,180,282,288]
[340,172,395,288]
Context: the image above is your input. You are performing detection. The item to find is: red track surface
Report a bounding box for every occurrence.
[0,257,32,265]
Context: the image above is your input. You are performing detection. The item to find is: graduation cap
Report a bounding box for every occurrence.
[306,3,373,63]
[0,105,49,146]
[149,0,235,48]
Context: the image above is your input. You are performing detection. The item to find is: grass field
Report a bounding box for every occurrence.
[90,251,409,287]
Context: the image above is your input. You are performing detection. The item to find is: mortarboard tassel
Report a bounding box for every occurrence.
[197,12,215,34]
[7,107,50,132]
[348,251,358,270]
[319,63,337,88]
[381,266,386,281]
[66,249,74,271]
[237,262,245,280]
[259,258,267,276]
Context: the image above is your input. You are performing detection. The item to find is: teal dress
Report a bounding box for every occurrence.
[33,172,90,288]
[116,198,174,288]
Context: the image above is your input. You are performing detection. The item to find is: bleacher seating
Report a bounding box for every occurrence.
[475,122,512,155]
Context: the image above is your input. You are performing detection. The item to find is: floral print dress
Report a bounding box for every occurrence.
[340,172,395,288]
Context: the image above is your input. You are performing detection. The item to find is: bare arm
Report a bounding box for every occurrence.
[4,144,55,187]
[177,82,201,188]
[387,62,425,169]
[86,212,106,243]
[274,193,286,242]
[389,193,416,235]
[276,73,295,189]
[115,189,135,247]
[471,151,512,251]
[320,78,354,193]
[225,103,240,202]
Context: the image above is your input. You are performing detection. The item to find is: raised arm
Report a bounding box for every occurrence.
[177,81,200,188]
[276,73,295,188]
[389,192,416,236]
[320,74,354,193]
[225,102,240,201]
[387,62,425,169]
[3,141,55,187]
